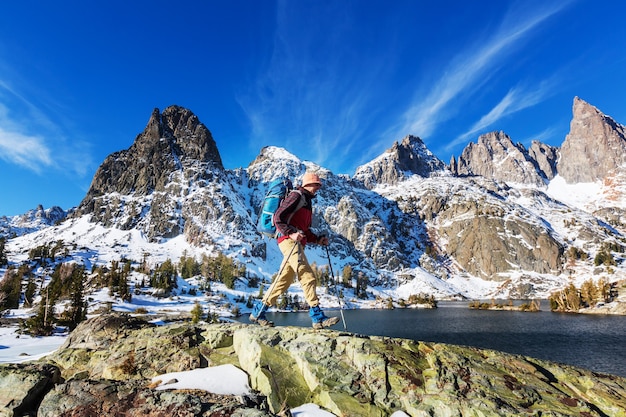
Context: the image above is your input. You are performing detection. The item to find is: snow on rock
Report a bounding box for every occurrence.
[152,364,251,396]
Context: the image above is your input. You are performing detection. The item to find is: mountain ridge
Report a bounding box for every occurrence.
[2,97,625,302]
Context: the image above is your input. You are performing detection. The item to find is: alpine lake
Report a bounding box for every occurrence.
[243,301,626,378]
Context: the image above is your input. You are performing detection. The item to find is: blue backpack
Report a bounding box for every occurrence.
[256,177,304,237]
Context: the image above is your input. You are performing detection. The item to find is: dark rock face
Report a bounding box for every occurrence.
[75,105,223,214]
[354,135,446,188]
[453,131,550,186]
[558,97,626,183]
[528,140,558,181]
[400,178,564,282]
[68,106,238,242]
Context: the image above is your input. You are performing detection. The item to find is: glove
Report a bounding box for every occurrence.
[317,235,329,246]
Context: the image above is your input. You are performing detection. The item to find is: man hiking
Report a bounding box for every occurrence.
[250,172,340,329]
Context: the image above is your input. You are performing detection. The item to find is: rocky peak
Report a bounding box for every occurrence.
[528,141,558,181]
[152,105,223,165]
[68,106,236,243]
[29,205,67,224]
[557,97,626,183]
[353,135,446,188]
[0,205,68,238]
[75,106,223,212]
[453,131,548,186]
[246,146,305,184]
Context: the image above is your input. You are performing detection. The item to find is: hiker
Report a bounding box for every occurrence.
[250,172,340,329]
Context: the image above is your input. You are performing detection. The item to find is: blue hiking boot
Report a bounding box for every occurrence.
[249,301,274,327]
[309,306,340,329]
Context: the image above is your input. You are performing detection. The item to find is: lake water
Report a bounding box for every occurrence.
[247,302,626,378]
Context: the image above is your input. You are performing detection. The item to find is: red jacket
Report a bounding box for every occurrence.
[274,187,319,246]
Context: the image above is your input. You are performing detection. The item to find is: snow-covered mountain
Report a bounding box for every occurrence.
[2,98,625,303]
[0,205,68,238]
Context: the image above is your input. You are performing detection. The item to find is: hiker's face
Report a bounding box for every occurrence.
[305,183,322,195]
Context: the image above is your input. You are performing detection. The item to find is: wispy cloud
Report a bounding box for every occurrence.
[0,101,53,172]
[239,1,572,174]
[0,128,52,172]
[390,1,570,143]
[0,80,93,176]
[445,79,555,151]
[238,1,391,173]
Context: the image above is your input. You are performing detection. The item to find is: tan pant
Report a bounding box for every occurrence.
[263,239,319,308]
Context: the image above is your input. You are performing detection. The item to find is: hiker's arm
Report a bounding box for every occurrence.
[305,229,320,244]
[274,192,302,236]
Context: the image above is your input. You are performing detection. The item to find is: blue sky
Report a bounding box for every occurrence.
[1,0,625,216]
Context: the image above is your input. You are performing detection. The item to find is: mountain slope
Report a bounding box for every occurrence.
[2,98,626,303]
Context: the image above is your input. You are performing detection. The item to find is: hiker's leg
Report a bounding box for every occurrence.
[294,246,340,329]
[263,240,297,307]
[294,249,320,307]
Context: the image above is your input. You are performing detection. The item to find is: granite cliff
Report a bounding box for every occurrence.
[558,97,626,184]
[452,131,555,186]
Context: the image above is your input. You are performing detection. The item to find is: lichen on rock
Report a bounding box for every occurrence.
[1,314,625,416]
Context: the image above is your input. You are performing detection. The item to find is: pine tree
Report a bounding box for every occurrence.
[0,267,22,310]
[0,237,7,267]
[580,279,599,307]
[356,271,368,299]
[24,276,36,308]
[180,254,200,279]
[119,260,132,302]
[108,260,120,296]
[342,265,352,287]
[67,266,87,330]
[152,259,177,292]
[278,294,288,309]
[190,301,204,324]
[26,287,55,336]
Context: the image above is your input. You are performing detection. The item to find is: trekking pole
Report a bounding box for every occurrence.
[325,245,347,330]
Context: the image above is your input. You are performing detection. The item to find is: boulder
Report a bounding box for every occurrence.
[0,363,61,417]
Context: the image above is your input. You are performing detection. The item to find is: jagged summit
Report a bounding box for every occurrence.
[354,135,446,188]
[0,205,67,239]
[452,131,554,186]
[75,105,222,212]
[450,97,626,188]
[558,97,626,183]
[70,106,233,241]
[246,146,308,185]
[3,97,626,301]
[142,105,223,166]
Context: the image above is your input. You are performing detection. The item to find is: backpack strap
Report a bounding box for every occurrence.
[275,189,306,237]
[286,190,306,225]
